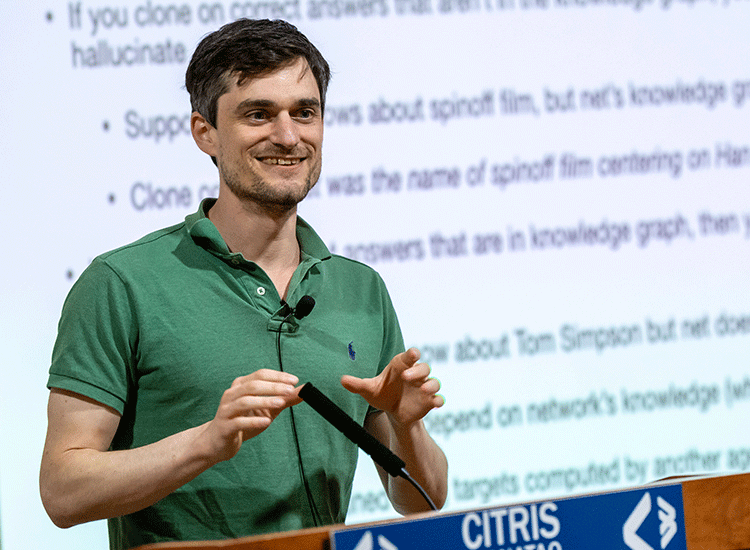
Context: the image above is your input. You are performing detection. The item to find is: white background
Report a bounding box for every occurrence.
[1,0,749,548]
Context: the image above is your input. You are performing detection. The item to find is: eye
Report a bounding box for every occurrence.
[295,107,319,121]
[245,110,268,121]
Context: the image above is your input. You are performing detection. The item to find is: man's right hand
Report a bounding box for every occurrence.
[199,369,302,463]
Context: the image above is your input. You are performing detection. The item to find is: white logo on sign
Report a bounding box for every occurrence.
[623,492,678,550]
[353,531,373,550]
[352,531,399,550]
[657,496,677,549]
[377,535,399,550]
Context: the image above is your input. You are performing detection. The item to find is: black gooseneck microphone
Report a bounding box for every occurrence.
[279,296,437,514]
[299,382,438,511]
[276,295,322,525]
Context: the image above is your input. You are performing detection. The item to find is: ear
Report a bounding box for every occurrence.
[191,112,218,158]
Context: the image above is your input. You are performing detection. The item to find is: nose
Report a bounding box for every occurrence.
[269,113,299,149]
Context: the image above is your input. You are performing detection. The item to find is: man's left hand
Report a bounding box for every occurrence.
[340,348,444,426]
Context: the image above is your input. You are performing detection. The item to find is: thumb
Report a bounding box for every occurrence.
[340,374,373,396]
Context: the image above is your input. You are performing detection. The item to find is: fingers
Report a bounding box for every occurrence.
[402,358,440,391]
[218,394,286,420]
[420,376,441,395]
[406,357,445,411]
[230,368,299,390]
[206,370,306,462]
[393,347,421,372]
[340,348,445,425]
[402,360,431,382]
[221,369,300,416]
[418,375,445,408]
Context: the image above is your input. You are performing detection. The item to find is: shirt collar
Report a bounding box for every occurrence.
[185,198,332,261]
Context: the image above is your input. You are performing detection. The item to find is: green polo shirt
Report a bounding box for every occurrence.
[48,199,405,549]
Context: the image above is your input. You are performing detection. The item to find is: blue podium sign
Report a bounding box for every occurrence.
[332,484,686,550]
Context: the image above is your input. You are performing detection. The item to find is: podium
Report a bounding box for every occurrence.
[134,472,750,550]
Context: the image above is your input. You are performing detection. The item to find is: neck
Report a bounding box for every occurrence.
[208,192,301,298]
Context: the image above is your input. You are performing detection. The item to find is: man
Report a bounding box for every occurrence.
[40,18,448,550]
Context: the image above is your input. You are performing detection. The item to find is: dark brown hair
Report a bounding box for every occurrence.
[185,19,331,127]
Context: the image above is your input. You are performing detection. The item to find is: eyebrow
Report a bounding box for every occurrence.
[234,97,321,115]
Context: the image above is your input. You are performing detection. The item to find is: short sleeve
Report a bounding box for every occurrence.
[48,258,137,415]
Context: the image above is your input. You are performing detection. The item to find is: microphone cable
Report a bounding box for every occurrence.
[276,298,322,526]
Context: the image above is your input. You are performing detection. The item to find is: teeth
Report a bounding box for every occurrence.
[262,158,300,165]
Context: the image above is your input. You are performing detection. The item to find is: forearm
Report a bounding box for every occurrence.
[380,416,448,515]
[42,371,299,528]
[40,422,216,528]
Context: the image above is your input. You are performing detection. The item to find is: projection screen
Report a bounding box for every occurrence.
[1,0,749,548]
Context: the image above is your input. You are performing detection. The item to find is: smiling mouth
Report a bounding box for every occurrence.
[259,157,303,166]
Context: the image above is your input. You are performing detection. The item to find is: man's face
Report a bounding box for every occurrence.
[210,57,324,213]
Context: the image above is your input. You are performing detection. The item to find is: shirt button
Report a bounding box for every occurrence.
[231,258,240,265]
[256,287,266,296]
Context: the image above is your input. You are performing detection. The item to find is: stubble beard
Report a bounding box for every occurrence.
[220,155,322,215]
